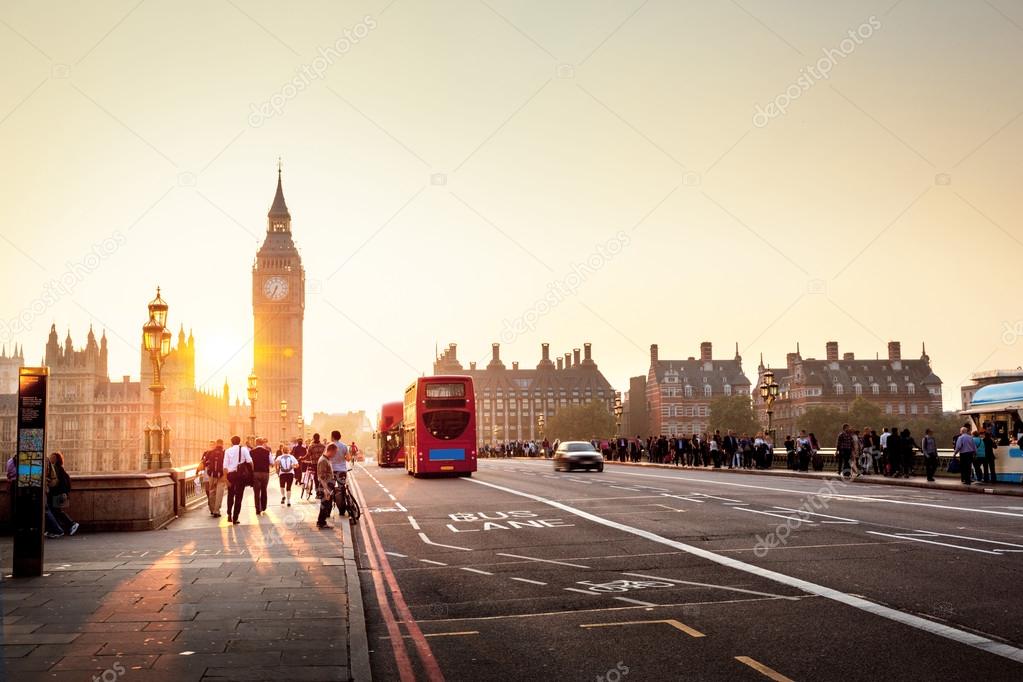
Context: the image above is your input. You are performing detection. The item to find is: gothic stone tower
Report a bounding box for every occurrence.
[252,166,305,441]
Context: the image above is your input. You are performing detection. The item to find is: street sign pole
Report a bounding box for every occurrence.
[13,367,48,578]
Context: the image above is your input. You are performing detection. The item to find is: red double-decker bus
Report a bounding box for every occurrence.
[404,375,477,477]
[376,401,405,468]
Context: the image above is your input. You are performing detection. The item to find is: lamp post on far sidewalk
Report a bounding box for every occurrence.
[142,288,172,470]
[759,368,780,441]
[279,399,288,450]
[247,371,258,441]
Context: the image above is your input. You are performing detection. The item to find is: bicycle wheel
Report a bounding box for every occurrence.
[346,486,361,523]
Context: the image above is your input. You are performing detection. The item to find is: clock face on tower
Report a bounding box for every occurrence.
[263,276,289,301]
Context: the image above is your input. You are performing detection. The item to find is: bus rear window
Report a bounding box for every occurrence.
[423,410,470,440]
[426,383,466,399]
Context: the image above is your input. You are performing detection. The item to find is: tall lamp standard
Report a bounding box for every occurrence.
[246,371,258,441]
[279,399,288,450]
[759,369,780,441]
[536,413,546,457]
[613,392,624,462]
[142,288,172,470]
[296,415,304,445]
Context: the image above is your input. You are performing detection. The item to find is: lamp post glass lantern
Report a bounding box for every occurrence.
[143,287,172,469]
[760,369,780,441]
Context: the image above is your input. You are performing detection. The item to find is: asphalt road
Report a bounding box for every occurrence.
[349,459,1023,681]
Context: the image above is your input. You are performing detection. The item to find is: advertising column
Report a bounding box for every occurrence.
[13,367,48,578]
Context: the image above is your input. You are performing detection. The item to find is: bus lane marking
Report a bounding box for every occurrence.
[735,656,795,682]
[418,532,472,552]
[467,476,1023,665]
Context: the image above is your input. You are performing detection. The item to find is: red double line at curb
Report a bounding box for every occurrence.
[352,474,445,682]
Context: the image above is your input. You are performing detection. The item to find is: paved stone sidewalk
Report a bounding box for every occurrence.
[0,486,370,681]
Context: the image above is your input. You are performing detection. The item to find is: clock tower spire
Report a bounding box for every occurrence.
[253,161,305,440]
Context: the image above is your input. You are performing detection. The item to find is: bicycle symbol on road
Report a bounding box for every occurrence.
[577,579,674,593]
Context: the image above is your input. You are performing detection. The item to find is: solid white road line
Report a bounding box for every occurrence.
[611,470,1023,518]
[418,532,473,552]
[467,477,1023,665]
[909,530,1023,549]
[420,559,447,566]
[460,567,493,576]
[496,552,592,569]
[734,508,816,524]
[396,502,408,512]
[407,516,420,530]
[864,532,1002,555]
[622,573,799,601]
[510,577,548,586]
[614,597,657,607]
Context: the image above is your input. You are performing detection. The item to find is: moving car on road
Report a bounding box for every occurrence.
[553,441,604,472]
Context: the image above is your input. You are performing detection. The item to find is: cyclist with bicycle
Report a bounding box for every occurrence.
[301,434,325,500]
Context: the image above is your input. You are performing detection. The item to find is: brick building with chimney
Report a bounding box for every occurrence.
[433,342,615,445]
[645,342,752,437]
[755,341,943,436]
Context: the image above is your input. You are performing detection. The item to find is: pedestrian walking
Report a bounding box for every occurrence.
[982,426,997,483]
[250,437,272,515]
[900,429,917,478]
[276,445,298,506]
[954,427,976,485]
[972,430,987,484]
[921,428,939,481]
[47,452,79,537]
[316,443,337,529]
[224,436,252,524]
[201,440,226,517]
[835,425,854,477]
[796,430,811,472]
[330,430,351,518]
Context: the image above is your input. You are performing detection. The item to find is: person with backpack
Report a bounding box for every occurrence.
[276,445,299,507]
[47,452,79,537]
[303,434,326,500]
[201,439,226,517]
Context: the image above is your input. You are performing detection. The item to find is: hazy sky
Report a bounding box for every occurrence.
[1,0,1021,418]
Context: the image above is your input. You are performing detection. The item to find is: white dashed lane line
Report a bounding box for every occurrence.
[420,559,448,566]
[461,567,494,576]
[385,551,408,558]
[614,597,657,607]
[510,577,548,586]
[497,553,591,569]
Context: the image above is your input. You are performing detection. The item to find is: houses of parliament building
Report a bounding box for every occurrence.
[0,168,305,472]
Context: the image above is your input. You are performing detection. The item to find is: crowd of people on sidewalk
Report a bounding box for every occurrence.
[197,430,362,529]
[481,420,1016,487]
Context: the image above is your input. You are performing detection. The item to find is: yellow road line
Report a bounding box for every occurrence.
[580,619,705,638]
[735,656,795,682]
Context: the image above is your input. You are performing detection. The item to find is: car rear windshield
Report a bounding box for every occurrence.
[423,410,470,440]
[566,443,596,452]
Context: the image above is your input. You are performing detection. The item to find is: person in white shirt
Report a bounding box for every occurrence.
[275,447,299,507]
[223,436,252,525]
[330,430,350,518]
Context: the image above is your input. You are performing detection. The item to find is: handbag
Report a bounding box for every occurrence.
[946,457,960,474]
[235,446,254,487]
[52,492,69,509]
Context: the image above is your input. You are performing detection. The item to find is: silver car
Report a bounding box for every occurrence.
[553,441,604,472]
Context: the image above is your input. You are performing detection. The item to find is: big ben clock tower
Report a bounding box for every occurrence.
[253,164,304,440]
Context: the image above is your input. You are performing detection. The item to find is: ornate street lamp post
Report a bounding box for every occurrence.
[279,399,288,450]
[536,413,546,457]
[759,369,780,441]
[142,288,172,470]
[296,415,304,445]
[613,392,623,438]
[246,371,258,441]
